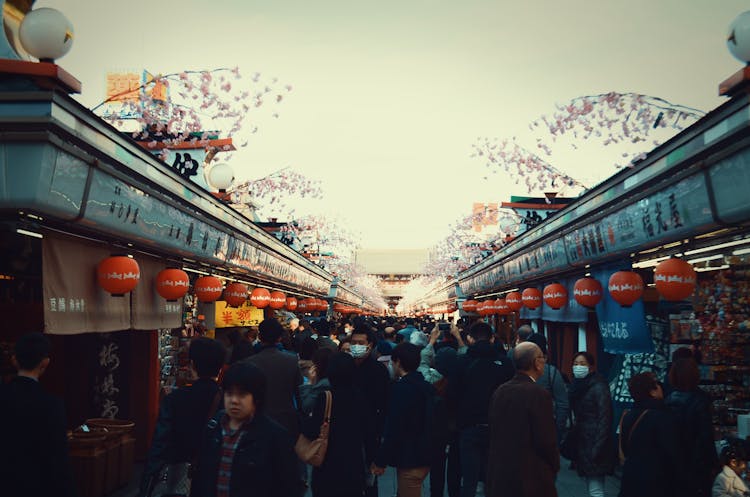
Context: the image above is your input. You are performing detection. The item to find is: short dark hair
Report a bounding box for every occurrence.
[258,318,284,344]
[720,441,747,466]
[14,333,51,370]
[628,372,659,402]
[327,352,355,389]
[351,325,376,344]
[391,342,421,373]
[222,362,267,412]
[517,324,534,341]
[312,347,334,380]
[405,318,415,326]
[189,337,227,377]
[313,319,331,337]
[469,322,493,341]
[299,336,319,360]
[299,319,311,331]
[671,346,693,362]
[526,333,548,356]
[668,358,700,392]
[573,351,595,367]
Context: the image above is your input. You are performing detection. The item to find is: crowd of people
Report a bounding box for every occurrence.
[1,316,749,497]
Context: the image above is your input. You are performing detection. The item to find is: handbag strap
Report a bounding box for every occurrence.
[322,390,332,423]
[627,409,649,444]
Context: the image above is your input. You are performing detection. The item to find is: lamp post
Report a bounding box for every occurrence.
[18,8,74,63]
[206,162,234,203]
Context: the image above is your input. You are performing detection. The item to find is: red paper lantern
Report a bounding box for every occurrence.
[608,271,644,307]
[155,268,189,301]
[195,275,223,303]
[654,258,697,301]
[496,298,510,315]
[463,299,478,312]
[250,287,271,308]
[224,283,248,307]
[269,291,286,309]
[506,292,523,311]
[297,299,309,312]
[476,301,487,316]
[97,256,140,296]
[522,288,542,309]
[573,277,603,308]
[543,283,568,310]
[285,296,298,311]
[316,299,329,312]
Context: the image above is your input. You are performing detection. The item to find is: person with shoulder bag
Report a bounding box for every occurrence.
[619,372,689,497]
[301,352,376,497]
[140,337,226,497]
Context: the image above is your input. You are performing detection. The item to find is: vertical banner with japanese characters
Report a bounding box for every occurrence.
[593,264,653,354]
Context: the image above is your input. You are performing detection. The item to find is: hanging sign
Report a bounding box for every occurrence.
[215,300,264,328]
[593,264,653,354]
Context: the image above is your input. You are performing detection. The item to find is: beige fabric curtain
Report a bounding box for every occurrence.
[130,254,182,330]
[43,232,130,334]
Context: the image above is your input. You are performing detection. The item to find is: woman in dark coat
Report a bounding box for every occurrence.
[568,352,616,497]
[619,372,688,497]
[665,358,719,497]
[302,352,376,497]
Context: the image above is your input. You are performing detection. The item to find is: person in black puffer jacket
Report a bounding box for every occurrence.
[619,372,688,497]
[665,358,719,497]
[568,352,615,497]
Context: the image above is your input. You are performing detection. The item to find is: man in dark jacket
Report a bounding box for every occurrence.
[0,333,78,497]
[140,337,226,496]
[245,318,303,439]
[453,321,514,497]
[351,324,391,497]
[372,342,436,497]
[487,342,559,497]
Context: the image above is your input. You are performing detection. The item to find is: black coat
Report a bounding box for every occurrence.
[619,399,689,497]
[568,372,616,477]
[487,373,559,497]
[0,376,78,497]
[140,378,221,492]
[302,386,376,496]
[453,340,514,429]
[375,371,436,469]
[352,354,390,461]
[665,389,719,497]
[190,412,304,497]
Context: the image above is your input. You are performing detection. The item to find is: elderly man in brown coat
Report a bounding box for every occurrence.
[487,341,560,497]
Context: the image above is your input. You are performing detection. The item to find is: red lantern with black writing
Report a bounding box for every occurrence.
[195,276,223,303]
[250,287,271,308]
[156,268,190,301]
[269,291,286,309]
[224,283,248,307]
[543,283,568,310]
[496,298,510,315]
[608,271,644,307]
[97,256,140,296]
[463,299,478,312]
[505,292,523,311]
[522,288,542,309]
[654,258,696,301]
[573,277,603,308]
[285,296,298,311]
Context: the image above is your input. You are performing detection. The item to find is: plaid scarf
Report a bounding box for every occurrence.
[216,415,247,497]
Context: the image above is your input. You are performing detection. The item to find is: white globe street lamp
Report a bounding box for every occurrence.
[728,11,750,64]
[19,8,74,63]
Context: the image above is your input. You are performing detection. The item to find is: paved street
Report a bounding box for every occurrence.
[117,458,621,497]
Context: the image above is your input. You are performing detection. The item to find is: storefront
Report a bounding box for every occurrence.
[434,71,750,439]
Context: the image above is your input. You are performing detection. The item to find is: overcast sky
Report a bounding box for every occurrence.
[39,0,749,250]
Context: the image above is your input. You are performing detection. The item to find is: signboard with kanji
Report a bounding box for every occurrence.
[215,300,264,328]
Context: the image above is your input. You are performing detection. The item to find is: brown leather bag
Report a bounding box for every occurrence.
[294,390,332,467]
[618,408,649,465]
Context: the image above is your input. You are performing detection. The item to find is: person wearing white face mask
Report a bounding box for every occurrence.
[565,352,616,497]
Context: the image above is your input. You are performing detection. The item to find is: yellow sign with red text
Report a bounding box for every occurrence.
[215,300,264,328]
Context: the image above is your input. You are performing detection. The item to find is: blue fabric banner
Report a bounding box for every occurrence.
[593,265,653,354]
